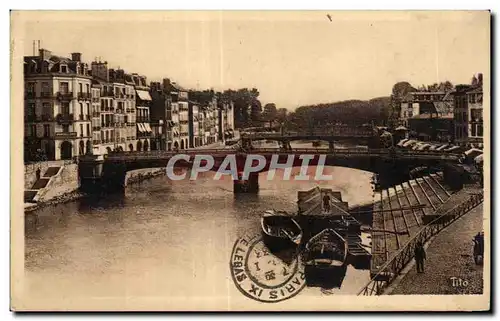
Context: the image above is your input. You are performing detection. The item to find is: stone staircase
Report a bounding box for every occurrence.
[24,166,62,203]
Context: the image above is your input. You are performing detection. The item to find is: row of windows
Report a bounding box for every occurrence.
[26,81,91,94]
[26,62,88,75]
[468,93,483,104]
[27,123,91,137]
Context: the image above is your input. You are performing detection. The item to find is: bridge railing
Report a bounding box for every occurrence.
[357,191,484,296]
[105,148,461,161]
[241,127,376,136]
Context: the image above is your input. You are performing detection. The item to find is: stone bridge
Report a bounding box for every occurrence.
[239,127,380,149]
[78,148,460,194]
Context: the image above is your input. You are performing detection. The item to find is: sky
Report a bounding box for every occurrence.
[14,11,490,110]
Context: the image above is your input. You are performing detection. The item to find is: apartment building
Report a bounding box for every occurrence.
[132,73,152,151]
[24,49,93,161]
[218,99,235,141]
[162,79,188,150]
[188,101,201,148]
[454,74,483,148]
[90,82,102,154]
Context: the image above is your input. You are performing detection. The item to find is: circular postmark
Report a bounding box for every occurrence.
[229,231,306,303]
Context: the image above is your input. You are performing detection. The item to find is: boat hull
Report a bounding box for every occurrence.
[304,228,348,269]
[261,214,302,253]
[262,233,299,253]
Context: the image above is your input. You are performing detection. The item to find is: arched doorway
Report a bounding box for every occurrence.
[180,139,185,150]
[129,144,134,152]
[60,141,72,160]
[85,140,92,155]
[144,140,149,151]
[137,140,142,152]
[79,141,85,155]
[174,141,179,150]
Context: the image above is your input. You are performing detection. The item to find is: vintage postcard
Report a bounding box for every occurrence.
[10,10,490,311]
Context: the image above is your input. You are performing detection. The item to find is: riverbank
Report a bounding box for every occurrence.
[24,167,167,213]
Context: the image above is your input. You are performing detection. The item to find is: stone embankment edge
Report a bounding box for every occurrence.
[24,167,166,213]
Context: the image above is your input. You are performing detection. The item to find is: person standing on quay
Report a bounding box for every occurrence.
[415,241,427,273]
[35,167,41,181]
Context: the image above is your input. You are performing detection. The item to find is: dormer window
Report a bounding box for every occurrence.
[42,61,49,73]
[30,62,37,73]
[61,65,67,73]
[76,65,81,74]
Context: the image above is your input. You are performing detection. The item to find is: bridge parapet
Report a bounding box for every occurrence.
[104,148,461,162]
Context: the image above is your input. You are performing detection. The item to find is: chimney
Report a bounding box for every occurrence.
[71,52,82,62]
[39,48,52,60]
[163,78,171,89]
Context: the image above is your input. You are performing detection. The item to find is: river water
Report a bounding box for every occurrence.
[24,143,375,309]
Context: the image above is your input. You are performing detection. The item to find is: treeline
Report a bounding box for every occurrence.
[188,88,263,129]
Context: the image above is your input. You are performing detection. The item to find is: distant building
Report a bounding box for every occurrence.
[161,79,188,150]
[132,73,152,152]
[400,91,454,128]
[24,49,93,161]
[188,101,201,148]
[189,90,220,146]
[218,98,235,140]
[408,113,454,142]
[91,62,136,154]
[453,74,483,148]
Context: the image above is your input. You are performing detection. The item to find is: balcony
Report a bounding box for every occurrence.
[56,92,74,101]
[77,114,91,121]
[136,117,150,123]
[41,114,54,122]
[114,93,125,99]
[54,131,77,139]
[40,92,53,98]
[92,126,101,131]
[56,113,74,124]
[25,115,37,122]
[92,112,100,117]
[77,92,92,101]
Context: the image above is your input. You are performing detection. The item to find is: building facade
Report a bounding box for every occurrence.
[467,86,483,148]
[132,73,152,152]
[24,49,93,161]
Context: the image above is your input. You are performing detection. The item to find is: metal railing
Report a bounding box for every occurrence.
[357,191,484,296]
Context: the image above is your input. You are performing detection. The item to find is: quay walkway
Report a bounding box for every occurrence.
[389,203,484,295]
[370,173,455,277]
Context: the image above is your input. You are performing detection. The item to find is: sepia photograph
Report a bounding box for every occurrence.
[10,10,490,311]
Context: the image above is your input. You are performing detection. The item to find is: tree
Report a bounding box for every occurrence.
[222,87,262,128]
[389,81,417,128]
[261,103,278,127]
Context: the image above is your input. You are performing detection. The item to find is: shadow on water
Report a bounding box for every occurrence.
[304,263,349,289]
[77,192,127,212]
